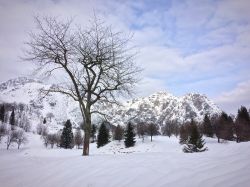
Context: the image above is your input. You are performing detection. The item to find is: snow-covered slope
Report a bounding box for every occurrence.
[1,134,250,187]
[0,77,221,128]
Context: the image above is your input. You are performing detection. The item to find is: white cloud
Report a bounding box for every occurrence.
[215,80,250,114]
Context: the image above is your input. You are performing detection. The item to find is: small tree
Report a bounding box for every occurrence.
[9,108,15,130]
[183,120,207,153]
[97,122,110,148]
[37,123,48,135]
[41,126,49,148]
[43,118,47,124]
[6,129,18,150]
[162,121,177,137]
[147,123,159,142]
[47,133,57,148]
[16,129,28,149]
[137,122,147,142]
[60,120,74,149]
[113,125,124,141]
[202,114,214,137]
[74,128,83,149]
[0,105,5,122]
[55,130,62,147]
[124,122,136,148]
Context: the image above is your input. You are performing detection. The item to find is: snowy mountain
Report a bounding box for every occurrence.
[106,91,221,126]
[0,77,221,128]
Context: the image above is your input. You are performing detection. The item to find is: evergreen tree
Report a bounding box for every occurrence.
[9,108,15,130]
[203,114,214,137]
[113,125,124,141]
[97,122,110,148]
[124,122,136,148]
[60,120,74,149]
[183,120,207,153]
[215,112,234,143]
[235,106,250,142]
[0,105,5,122]
[91,124,97,143]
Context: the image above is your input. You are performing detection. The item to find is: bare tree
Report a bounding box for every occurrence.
[47,133,57,148]
[24,16,141,156]
[74,128,83,149]
[16,129,28,149]
[147,123,159,142]
[55,130,62,147]
[113,125,124,142]
[6,129,18,150]
[136,122,147,142]
[37,123,48,135]
[162,121,178,137]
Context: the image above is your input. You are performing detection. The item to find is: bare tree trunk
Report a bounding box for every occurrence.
[83,110,91,156]
[83,132,90,156]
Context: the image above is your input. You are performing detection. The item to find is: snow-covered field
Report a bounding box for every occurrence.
[1,134,250,187]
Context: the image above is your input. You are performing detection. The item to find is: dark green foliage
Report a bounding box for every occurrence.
[91,124,97,143]
[235,106,250,142]
[203,114,214,137]
[9,108,15,130]
[97,122,110,148]
[60,120,74,149]
[124,122,136,148]
[215,112,234,143]
[113,125,124,141]
[183,120,207,153]
[0,105,5,122]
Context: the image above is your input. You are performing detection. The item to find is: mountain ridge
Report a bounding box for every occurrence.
[0,77,221,128]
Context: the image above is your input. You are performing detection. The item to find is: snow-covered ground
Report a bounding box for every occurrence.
[1,134,250,187]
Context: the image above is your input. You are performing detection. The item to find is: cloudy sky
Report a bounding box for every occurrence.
[0,0,250,114]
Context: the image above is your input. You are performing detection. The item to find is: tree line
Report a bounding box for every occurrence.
[0,104,29,149]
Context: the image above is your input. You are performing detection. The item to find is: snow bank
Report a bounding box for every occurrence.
[1,134,250,187]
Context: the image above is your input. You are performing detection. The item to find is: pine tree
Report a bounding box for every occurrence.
[113,125,124,141]
[9,108,15,130]
[235,106,250,142]
[97,122,110,148]
[215,112,234,143]
[203,114,214,137]
[60,120,74,149]
[183,120,207,153]
[0,105,5,122]
[124,122,136,148]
